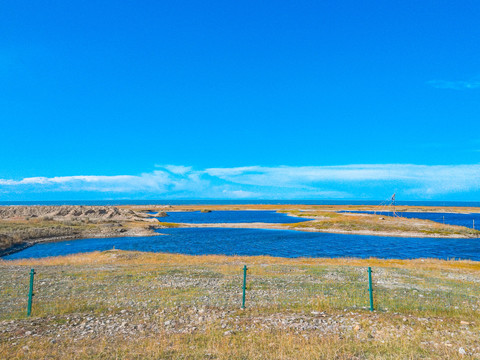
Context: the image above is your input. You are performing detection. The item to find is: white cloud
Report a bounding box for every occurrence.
[1,164,480,199]
[222,189,259,198]
[205,164,443,184]
[0,172,172,193]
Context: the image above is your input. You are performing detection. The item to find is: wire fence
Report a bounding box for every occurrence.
[1,263,479,320]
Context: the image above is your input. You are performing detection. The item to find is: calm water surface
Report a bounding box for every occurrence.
[4,210,480,261]
[4,227,480,261]
[161,210,310,223]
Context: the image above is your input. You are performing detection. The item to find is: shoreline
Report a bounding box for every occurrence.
[165,222,479,238]
[3,248,480,267]
[2,204,479,259]
[0,228,160,258]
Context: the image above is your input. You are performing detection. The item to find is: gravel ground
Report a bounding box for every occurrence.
[1,252,480,358]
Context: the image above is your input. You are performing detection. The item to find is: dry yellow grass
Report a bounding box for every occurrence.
[284,211,480,238]
[2,328,467,360]
[4,249,480,272]
[2,251,480,359]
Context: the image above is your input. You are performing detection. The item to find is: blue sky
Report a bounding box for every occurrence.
[1,1,479,200]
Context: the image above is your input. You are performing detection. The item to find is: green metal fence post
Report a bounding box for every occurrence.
[368,267,374,311]
[242,265,247,309]
[27,268,36,317]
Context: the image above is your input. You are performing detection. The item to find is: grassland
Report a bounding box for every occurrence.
[1,251,480,359]
[0,219,99,253]
[156,222,182,228]
[282,210,480,238]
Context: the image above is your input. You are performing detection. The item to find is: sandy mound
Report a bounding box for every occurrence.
[0,206,147,222]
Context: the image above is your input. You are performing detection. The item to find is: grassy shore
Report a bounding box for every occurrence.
[132,204,480,238]
[1,251,480,359]
[155,210,480,238]
[0,219,156,256]
[282,210,480,238]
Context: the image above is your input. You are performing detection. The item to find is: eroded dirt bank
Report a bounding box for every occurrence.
[0,206,166,256]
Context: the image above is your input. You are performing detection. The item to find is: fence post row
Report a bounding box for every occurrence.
[242,265,247,309]
[20,265,391,316]
[27,268,36,317]
[368,267,374,311]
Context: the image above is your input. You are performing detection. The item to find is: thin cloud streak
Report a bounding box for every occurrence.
[428,79,480,90]
[0,164,479,199]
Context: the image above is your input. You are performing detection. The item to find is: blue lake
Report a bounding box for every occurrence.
[341,211,480,229]
[160,210,311,223]
[4,227,480,261]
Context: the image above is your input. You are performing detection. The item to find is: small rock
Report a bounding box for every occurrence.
[25,331,32,336]
[459,347,466,355]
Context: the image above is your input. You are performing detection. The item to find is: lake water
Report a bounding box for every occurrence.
[160,210,311,223]
[3,209,480,261]
[4,227,480,261]
[341,211,480,229]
